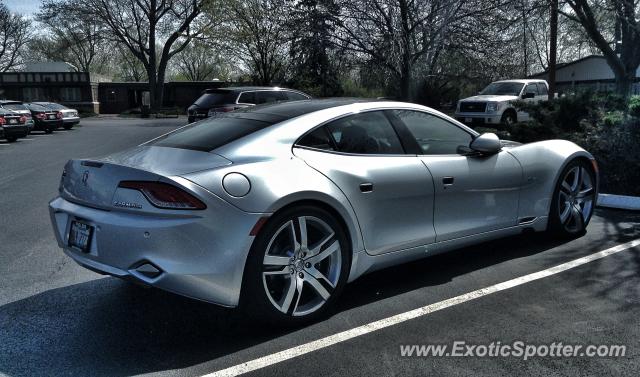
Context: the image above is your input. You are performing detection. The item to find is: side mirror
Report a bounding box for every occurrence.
[470,133,501,154]
[522,92,535,99]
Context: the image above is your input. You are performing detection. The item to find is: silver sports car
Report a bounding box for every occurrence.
[49,99,598,322]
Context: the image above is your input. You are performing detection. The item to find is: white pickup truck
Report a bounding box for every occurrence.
[454,79,550,127]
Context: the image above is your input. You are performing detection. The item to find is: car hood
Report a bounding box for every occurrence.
[460,95,519,102]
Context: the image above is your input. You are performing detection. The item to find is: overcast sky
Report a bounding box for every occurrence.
[5,0,41,15]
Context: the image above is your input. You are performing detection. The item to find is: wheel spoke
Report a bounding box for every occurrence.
[559,203,571,224]
[263,267,290,276]
[570,167,581,193]
[308,232,335,257]
[263,255,290,267]
[570,204,583,226]
[287,220,300,253]
[280,276,298,313]
[305,274,331,300]
[576,187,594,199]
[308,240,340,264]
[298,217,308,251]
[306,265,336,288]
[561,180,572,194]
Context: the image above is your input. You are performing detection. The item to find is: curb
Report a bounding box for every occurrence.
[597,194,640,211]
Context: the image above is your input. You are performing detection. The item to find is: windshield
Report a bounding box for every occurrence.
[479,82,524,96]
[26,104,50,112]
[151,114,274,152]
[194,91,236,107]
[43,103,67,110]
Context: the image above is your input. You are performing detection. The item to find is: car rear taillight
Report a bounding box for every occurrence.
[118,181,206,210]
[36,113,46,120]
[0,117,5,125]
[56,112,63,119]
[19,116,26,124]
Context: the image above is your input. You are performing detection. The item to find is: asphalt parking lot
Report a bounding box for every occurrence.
[1,117,639,377]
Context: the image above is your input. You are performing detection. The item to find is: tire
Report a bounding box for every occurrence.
[45,128,53,134]
[548,159,596,237]
[63,124,73,130]
[241,205,351,325]
[501,111,517,128]
[6,136,17,142]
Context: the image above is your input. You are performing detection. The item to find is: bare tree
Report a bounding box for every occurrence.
[44,0,215,109]
[217,0,290,85]
[37,1,108,73]
[334,0,513,100]
[563,0,640,97]
[0,2,30,72]
[174,42,229,81]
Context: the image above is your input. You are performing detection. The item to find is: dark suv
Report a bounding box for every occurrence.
[187,87,310,123]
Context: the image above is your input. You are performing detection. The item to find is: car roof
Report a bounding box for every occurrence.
[205,86,305,93]
[493,79,546,84]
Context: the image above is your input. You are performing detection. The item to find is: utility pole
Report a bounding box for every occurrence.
[548,0,558,100]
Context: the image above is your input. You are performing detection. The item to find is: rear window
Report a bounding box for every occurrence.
[26,104,49,111]
[2,103,27,111]
[44,103,67,110]
[151,115,273,152]
[194,91,237,107]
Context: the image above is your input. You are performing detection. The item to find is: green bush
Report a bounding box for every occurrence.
[629,95,640,117]
[602,111,625,127]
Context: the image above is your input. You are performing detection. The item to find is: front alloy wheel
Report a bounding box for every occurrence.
[243,206,349,323]
[550,160,596,236]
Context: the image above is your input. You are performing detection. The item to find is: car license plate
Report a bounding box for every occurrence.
[465,117,472,123]
[48,114,55,119]
[69,220,93,252]
[9,119,17,124]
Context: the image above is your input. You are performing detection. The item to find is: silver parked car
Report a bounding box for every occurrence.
[34,102,80,129]
[49,99,598,322]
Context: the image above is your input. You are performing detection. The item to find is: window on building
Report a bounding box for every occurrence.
[60,87,82,102]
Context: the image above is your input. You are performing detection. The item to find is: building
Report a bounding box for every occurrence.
[0,62,235,114]
[531,55,640,95]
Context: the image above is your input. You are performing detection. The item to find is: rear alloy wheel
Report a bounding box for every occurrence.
[243,206,349,324]
[549,160,596,236]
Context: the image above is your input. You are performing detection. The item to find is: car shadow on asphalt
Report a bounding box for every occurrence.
[0,209,638,376]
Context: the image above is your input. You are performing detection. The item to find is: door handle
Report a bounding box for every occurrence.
[359,182,374,193]
[442,177,454,185]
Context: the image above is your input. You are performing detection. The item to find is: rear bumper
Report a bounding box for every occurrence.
[49,193,266,307]
[63,117,80,125]
[1,125,28,138]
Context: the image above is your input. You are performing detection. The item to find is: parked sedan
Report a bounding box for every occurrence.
[25,103,63,133]
[0,108,29,142]
[49,99,598,323]
[187,86,310,123]
[34,102,80,129]
[0,100,35,134]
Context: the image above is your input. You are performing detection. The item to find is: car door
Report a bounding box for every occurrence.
[391,109,522,242]
[293,110,436,255]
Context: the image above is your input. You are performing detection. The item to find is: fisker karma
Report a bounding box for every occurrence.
[49,99,598,322]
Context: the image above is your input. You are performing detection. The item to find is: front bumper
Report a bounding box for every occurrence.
[454,112,502,125]
[49,193,266,307]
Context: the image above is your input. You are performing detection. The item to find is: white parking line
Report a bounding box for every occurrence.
[204,238,640,377]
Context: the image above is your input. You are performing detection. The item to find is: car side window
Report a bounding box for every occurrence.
[255,91,285,104]
[393,110,473,155]
[297,127,335,151]
[238,92,256,104]
[537,83,548,96]
[524,84,538,95]
[325,111,404,155]
[284,91,308,101]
